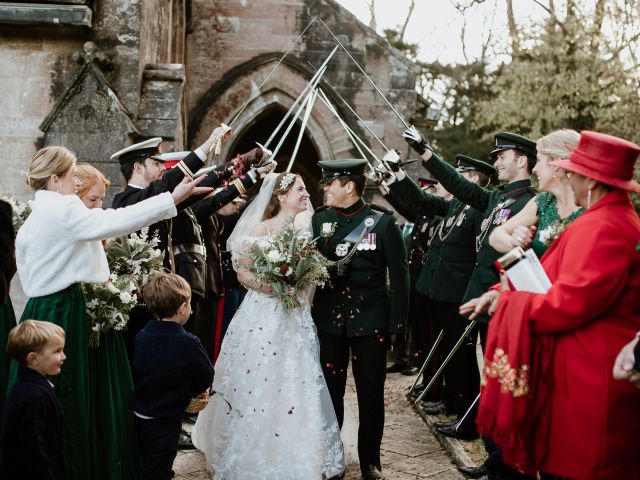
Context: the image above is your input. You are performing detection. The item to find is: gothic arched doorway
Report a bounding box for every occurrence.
[228,107,324,208]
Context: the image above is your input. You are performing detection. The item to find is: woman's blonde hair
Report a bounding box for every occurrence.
[262,172,301,220]
[76,163,111,199]
[27,146,76,191]
[536,129,580,160]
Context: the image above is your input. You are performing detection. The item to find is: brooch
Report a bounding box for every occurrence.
[336,243,350,257]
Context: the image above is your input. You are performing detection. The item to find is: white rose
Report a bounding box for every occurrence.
[119,292,132,304]
[285,267,293,277]
[107,282,119,294]
[321,222,334,235]
[258,239,271,249]
[267,250,282,262]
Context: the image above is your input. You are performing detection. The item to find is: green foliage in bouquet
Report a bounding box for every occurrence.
[242,220,332,309]
[3,197,33,232]
[84,228,164,347]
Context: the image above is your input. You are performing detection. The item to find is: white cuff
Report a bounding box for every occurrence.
[248,169,257,182]
[194,148,206,161]
[395,170,406,181]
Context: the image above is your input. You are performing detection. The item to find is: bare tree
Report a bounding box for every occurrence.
[368,0,377,31]
[398,0,416,43]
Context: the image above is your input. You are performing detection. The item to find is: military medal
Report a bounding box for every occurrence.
[336,242,350,257]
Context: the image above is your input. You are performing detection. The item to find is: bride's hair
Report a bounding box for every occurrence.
[262,172,300,220]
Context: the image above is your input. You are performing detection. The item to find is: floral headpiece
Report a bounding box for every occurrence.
[279,173,296,190]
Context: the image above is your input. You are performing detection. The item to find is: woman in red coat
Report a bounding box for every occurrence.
[462,131,640,479]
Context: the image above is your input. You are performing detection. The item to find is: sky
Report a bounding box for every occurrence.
[334,0,547,66]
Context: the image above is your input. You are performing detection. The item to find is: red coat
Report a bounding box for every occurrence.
[499,189,640,479]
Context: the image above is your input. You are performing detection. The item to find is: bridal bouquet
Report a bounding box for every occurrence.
[84,228,164,347]
[243,220,332,309]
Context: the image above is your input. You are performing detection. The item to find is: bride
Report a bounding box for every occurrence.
[192,172,346,480]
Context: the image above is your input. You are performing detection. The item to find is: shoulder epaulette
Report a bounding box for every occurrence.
[314,205,330,213]
[370,203,393,215]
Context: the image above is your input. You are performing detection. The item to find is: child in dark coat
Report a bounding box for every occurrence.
[0,320,66,479]
[130,273,214,480]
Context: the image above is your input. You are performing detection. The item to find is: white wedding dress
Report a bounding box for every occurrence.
[192,233,346,479]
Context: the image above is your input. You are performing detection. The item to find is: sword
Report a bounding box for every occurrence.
[285,89,318,172]
[227,15,320,129]
[408,329,444,395]
[314,88,383,181]
[264,45,338,149]
[307,61,387,151]
[317,17,411,130]
[414,320,477,406]
[453,393,480,432]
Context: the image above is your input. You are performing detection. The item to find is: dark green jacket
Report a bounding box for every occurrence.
[421,154,537,322]
[390,177,483,304]
[311,199,409,337]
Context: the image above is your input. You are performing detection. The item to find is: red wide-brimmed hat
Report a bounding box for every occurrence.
[549,131,640,192]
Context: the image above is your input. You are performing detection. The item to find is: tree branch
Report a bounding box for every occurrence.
[398,0,416,43]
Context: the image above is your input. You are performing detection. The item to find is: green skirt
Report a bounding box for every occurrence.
[12,283,90,480]
[0,295,17,410]
[88,330,140,479]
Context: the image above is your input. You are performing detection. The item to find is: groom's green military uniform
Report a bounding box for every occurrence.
[311,159,409,479]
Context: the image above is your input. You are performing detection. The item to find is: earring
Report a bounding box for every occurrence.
[587,188,591,209]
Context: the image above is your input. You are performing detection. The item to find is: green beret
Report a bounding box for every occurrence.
[490,132,536,159]
[318,159,368,185]
[455,154,496,177]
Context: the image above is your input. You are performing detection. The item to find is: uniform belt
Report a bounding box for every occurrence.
[173,244,205,256]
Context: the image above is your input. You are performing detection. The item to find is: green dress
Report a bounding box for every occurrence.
[88,331,140,479]
[532,191,584,257]
[0,296,17,409]
[13,283,91,480]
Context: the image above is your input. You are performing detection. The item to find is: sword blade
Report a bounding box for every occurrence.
[414,320,477,406]
[265,44,338,148]
[227,15,320,129]
[318,17,411,129]
[409,329,444,394]
[285,89,318,172]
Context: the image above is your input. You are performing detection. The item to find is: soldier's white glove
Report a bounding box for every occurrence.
[402,125,431,156]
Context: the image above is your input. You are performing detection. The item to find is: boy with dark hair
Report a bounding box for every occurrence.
[130,273,214,480]
[0,320,66,479]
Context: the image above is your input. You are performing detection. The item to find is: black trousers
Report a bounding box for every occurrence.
[134,416,181,480]
[186,293,219,362]
[433,301,480,419]
[318,331,387,471]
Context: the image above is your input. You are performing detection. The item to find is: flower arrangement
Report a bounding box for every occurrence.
[241,220,332,309]
[83,228,164,347]
[3,197,33,232]
[538,217,575,246]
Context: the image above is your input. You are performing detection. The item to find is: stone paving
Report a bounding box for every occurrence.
[174,371,464,479]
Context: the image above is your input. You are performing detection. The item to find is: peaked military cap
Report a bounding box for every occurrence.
[490,132,536,159]
[110,137,164,165]
[418,177,438,188]
[318,159,368,185]
[455,154,497,177]
[153,151,189,168]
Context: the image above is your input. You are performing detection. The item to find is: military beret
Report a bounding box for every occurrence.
[110,137,164,165]
[490,132,536,159]
[455,154,496,177]
[318,159,368,185]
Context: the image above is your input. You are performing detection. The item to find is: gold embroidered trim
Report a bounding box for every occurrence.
[481,348,529,397]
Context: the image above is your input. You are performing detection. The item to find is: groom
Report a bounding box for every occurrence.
[311,159,409,480]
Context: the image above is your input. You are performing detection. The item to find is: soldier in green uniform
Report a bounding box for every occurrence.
[403,127,537,479]
[311,159,409,480]
[387,155,495,438]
